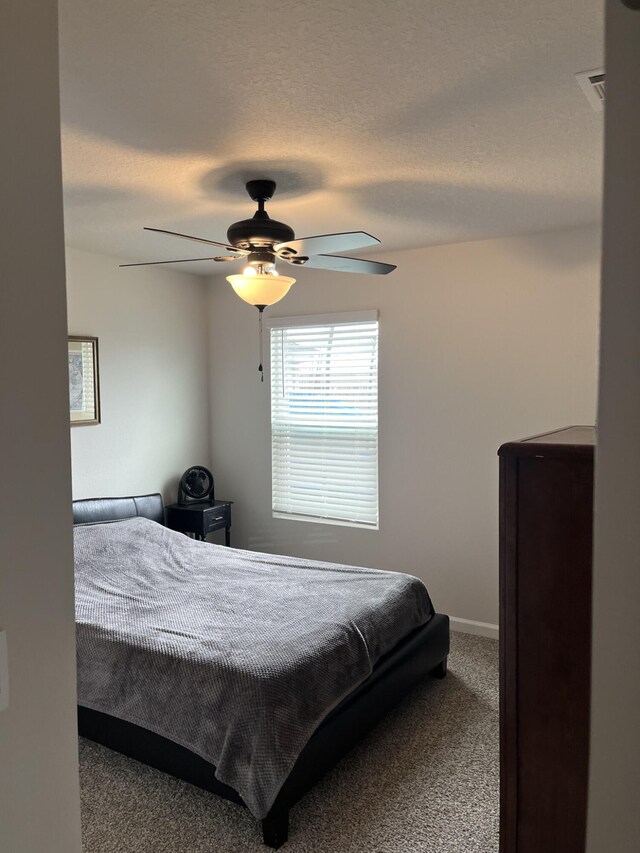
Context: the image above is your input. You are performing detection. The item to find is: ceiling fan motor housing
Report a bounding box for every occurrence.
[227,209,295,251]
[226,179,295,253]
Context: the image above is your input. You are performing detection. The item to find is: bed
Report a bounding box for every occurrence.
[73,493,450,848]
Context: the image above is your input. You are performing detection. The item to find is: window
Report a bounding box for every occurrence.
[270,312,379,528]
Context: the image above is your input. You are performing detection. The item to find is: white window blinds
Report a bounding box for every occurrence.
[270,312,379,528]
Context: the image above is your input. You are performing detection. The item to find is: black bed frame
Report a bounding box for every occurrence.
[73,493,450,848]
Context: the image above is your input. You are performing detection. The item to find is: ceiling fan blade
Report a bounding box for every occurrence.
[287,254,396,275]
[274,231,380,258]
[143,227,247,256]
[119,257,225,268]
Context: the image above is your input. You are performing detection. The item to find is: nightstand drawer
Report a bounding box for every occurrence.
[205,508,229,532]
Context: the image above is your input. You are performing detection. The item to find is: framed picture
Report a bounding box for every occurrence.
[68,336,100,426]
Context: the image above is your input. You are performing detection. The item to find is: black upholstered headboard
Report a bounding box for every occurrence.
[72,493,165,526]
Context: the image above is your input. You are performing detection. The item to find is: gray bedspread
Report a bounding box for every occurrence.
[74,517,433,818]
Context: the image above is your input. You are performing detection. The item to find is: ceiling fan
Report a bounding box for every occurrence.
[120,179,396,283]
[121,179,396,380]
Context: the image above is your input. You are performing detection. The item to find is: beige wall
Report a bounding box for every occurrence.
[588,2,640,850]
[208,224,600,628]
[66,247,211,504]
[0,1,82,850]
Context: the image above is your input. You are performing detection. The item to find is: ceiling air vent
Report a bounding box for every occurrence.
[575,69,605,112]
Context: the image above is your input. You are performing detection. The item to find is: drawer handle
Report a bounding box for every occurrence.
[212,515,224,521]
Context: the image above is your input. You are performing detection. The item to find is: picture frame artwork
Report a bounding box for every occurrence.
[68,336,100,426]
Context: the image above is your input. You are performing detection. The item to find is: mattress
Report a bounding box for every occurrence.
[74,517,434,817]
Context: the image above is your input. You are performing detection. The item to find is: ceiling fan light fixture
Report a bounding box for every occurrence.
[226,273,295,308]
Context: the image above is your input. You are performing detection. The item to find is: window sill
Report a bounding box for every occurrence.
[272,511,379,531]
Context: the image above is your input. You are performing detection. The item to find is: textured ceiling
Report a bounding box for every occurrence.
[59,0,604,275]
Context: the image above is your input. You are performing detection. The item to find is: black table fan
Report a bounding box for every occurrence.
[177,466,214,505]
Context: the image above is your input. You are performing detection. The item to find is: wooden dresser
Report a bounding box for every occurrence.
[498,426,594,853]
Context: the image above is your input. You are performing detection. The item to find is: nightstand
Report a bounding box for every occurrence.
[165,500,233,545]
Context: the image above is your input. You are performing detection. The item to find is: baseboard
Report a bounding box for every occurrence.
[450,617,499,640]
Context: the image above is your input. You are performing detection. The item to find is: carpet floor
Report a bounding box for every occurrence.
[79,631,498,852]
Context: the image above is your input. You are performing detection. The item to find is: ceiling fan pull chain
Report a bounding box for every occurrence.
[258,307,265,382]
